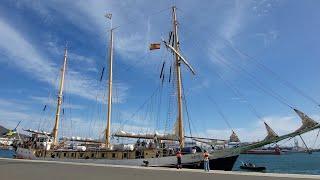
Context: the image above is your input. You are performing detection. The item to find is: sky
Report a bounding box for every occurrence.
[1,0,320,147]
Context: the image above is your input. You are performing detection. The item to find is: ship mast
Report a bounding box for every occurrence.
[105,14,114,149]
[52,47,68,145]
[172,6,184,149]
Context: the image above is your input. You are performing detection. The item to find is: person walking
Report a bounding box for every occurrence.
[203,150,210,172]
[176,150,182,169]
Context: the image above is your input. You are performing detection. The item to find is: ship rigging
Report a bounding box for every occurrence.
[14,6,320,171]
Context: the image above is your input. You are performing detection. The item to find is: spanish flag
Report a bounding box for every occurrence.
[149,43,161,50]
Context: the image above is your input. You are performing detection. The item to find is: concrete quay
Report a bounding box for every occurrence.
[0,158,319,180]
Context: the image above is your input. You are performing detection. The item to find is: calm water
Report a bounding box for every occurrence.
[0,149,15,158]
[0,149,319,175]
[234,152,320,175]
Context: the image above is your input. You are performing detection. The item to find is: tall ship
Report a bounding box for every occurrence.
[14,6,320,171]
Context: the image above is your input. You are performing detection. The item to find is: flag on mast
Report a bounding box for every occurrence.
[149,43,161,50]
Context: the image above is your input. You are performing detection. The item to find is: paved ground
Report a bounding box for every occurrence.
[0,158,319,180]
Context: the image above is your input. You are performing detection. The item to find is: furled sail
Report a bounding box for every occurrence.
[263,122,278,141]
[23,129,52,136]
[294,109,319,132]
[229,131,240,142]
[113,131,179,141]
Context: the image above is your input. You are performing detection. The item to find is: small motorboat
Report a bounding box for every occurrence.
[240,162,266,172]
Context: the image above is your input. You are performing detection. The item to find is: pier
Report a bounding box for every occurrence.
[0,158,318,180]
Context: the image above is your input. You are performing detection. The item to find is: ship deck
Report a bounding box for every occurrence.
[0,158,318,180]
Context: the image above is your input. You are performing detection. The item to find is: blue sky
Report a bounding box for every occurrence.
[1,0,320,146]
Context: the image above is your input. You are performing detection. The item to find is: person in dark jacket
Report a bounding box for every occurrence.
[176,150,182,169]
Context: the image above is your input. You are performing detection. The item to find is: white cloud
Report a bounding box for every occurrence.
[206,0,281,80]
[187,78,211,95]
[205,115,299,141]
[0,99,29,111]
[0,17,128,103]
[13,1,165,67]
[0,98,43,131]
[0,18,57,83]
[115,33,146,59]
[220,0,249,42]
[252,0,279,17]
[254,30,279,47]
[29,96,84,110]
[208,0,251,65]
[46,41,96,67]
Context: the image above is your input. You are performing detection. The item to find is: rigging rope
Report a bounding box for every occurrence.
[179,17,318,108]
[275,137,293,147]
[116,85,161,132]
[178,27,293,130]
[206,95,233,130]
[165,59,176,134]
[40,69,60,131]
[211,51,293,109]
[111,7,171,76]
[177,20,294,109]
[181,82,193,137]
[216,35,320,108]
[169,65,172,82]
[312,128,320,148]
[99,67,105,82]
[211,68,267,122]
[160,61,165,79]
[37,90,52,131]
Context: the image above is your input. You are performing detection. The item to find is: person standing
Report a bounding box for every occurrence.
[203,150,210,172]
[176,150,182,169]
[191,147,196,154]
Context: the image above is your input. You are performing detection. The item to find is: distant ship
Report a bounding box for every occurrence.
[281,139,312,154]
[0,138,13,148]
[242,146,281,155]
[13,6,320,171]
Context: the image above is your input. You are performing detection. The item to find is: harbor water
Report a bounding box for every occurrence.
[234,152,320,175]
[0,149,15,158]
[1,149,319,175]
